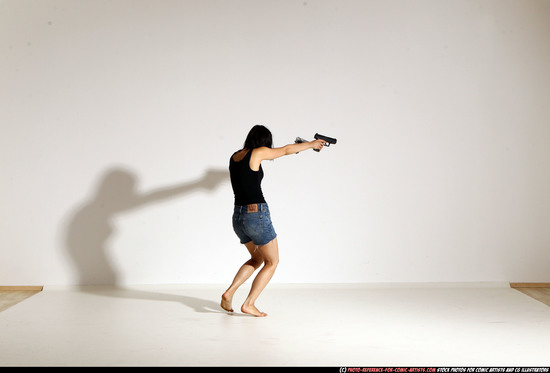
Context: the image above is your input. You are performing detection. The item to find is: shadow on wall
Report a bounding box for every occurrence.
[64,167,229,313]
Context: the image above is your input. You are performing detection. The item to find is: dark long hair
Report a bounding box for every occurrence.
[243,125,273,149]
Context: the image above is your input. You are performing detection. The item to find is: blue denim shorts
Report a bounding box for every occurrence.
[232,203,277,246]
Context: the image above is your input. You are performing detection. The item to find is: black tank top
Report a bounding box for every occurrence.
[229,149,266,206]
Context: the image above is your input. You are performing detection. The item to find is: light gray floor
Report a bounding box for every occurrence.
[1,284,549,366]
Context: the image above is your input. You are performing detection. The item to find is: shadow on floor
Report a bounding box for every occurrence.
[75,285,232,314]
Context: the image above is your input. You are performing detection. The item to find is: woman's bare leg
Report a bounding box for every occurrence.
[221,241,263,312]
[241,238,279,317]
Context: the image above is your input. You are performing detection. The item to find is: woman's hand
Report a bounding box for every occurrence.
[311,139,326,151]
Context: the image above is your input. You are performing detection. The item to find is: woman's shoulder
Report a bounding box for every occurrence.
[250,146,271,154]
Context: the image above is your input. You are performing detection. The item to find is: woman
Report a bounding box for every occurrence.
[221,125,325,317]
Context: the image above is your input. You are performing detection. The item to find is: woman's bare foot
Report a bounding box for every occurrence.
[221,292,234,312]
[241,304,268,317]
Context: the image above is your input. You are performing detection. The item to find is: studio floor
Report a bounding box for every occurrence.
[1,283,549,367]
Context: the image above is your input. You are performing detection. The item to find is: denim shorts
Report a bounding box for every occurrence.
[232,203,277,246]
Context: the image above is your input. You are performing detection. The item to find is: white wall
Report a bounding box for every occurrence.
[2,0,549,286]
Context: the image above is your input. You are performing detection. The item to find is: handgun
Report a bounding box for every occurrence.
[295,133,337,152]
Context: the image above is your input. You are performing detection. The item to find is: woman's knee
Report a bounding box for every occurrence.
[257,238,279,268]
[263,256,279,268]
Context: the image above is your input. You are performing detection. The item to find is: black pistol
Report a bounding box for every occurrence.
[295,133,337,152]
[314,133,337,150]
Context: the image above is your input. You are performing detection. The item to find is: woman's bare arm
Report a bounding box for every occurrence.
[249,139,325,171]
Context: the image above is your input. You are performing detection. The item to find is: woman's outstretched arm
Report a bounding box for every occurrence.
[249,139,325,170]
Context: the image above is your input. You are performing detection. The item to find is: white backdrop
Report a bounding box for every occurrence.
[2,0,549,286]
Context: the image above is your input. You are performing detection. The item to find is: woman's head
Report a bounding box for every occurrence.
[243,125,273,149]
